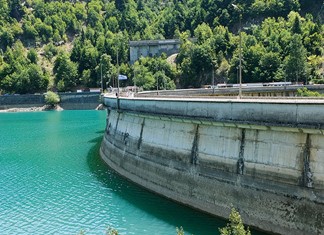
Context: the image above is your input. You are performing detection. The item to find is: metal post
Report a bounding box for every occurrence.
[100,56,103,93]
[238,13,242,99]
[134,69,137,93]
[163,69,166,90]
[156,66,159,95]
[232,4,243,99]
[117,48,119,98]
[212,67,215,94]
[116,48,120,110]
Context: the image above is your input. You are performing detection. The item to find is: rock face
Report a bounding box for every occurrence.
[100,96,324,235]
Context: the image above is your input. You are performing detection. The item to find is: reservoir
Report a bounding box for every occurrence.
[0,110,236,235]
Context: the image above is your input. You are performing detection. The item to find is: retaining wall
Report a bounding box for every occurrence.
[0,94,44,110]
[59,92,101,110]
[100,96,324,235]
[0,92,101,110]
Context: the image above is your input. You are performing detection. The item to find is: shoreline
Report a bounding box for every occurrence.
[0,105,63,113]
[0,104,106,113]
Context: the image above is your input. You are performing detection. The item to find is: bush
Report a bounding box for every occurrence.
[219,208,251,235]
[45,91,60,106]
[297,87,322,97]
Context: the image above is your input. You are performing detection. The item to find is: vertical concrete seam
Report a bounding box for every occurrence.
[106,109,111,135]
[303,133,313,188]
[114,111,121,135]
[191,124,199,165]
[138,118,145,150]
[237,128,246,175]
[123,132,129,145]
[295,103,299,124]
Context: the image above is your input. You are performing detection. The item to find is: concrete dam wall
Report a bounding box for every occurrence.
[100,96,324,235]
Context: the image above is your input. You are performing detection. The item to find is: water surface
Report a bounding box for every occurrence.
[0,110,263,235]
[0,111,222,234]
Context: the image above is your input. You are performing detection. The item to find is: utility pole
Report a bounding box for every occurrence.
[232,4,243,99]
[212,67,215,94]
[239,13,242,98]
[117,48,119,98]
[100,55,103,93]
[156,65,159,95]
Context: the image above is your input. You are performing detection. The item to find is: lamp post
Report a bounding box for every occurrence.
[212,60,217,95]
[232,4,243,99]
[117,48,120,98]
[100,55,103,93]
[156,65,159,95]
[212,67,215,94]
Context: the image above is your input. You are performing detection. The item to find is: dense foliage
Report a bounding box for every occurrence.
[297,87,323,97]
[0,0,323,93]
[219,208,251,235]
[44,90,60,106]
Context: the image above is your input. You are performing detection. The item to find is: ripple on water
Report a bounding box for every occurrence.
[0,111,267,235]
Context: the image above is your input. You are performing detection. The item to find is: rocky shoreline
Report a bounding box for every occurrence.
[0,104,106,113]
[0,105,63,113]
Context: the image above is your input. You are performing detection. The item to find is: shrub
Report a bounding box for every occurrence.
[45,91,60,106]
[219,208,251,235]
[297,87,322,97]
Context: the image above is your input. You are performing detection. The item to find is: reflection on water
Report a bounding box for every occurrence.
[87,137,225,235]
[0,110,266,235]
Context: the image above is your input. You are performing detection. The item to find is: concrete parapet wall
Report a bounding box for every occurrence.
[104,96,324,128]
[100,96,324,235]
[137,85,324,97]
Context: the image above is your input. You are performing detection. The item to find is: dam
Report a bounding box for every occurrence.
[100,95,324,235]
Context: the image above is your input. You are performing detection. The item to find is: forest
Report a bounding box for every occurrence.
[0,0,323,94]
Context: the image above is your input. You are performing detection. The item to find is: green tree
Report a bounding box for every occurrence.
[45,91,60,106]
[0,0,9,20]
[133,61,155,90]
[194,22,213,44]
[8,0,24,20]
[215,58,230,84]
[22,21,38,40]
[179,44,213,88]
[27,48,38,64]
[297,87,321,97]
[79,39,99,71]
[284,34,308,83]
[1,64,48,94]
[96,54,113,90]
[291,15,302,34]
[219,208,251,235]
[43,42,58,60]
[0,31,14,49]
[54,51,78,91]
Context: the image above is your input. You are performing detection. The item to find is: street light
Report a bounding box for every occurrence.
[232,4,243,99]
[100,55,104,93]
[116,47,120,98]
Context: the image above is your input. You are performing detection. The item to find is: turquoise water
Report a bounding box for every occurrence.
[0,111,268,235]
[0,110,264,235]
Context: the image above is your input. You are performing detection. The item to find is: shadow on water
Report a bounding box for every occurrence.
[86,135,268,235]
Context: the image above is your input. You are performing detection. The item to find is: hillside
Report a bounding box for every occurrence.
[0,0,323,93]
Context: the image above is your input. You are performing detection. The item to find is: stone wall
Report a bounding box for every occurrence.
[0,92,101,110]
[59,92,101,110]
[0,94,45,110]
[100,96,324,235]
